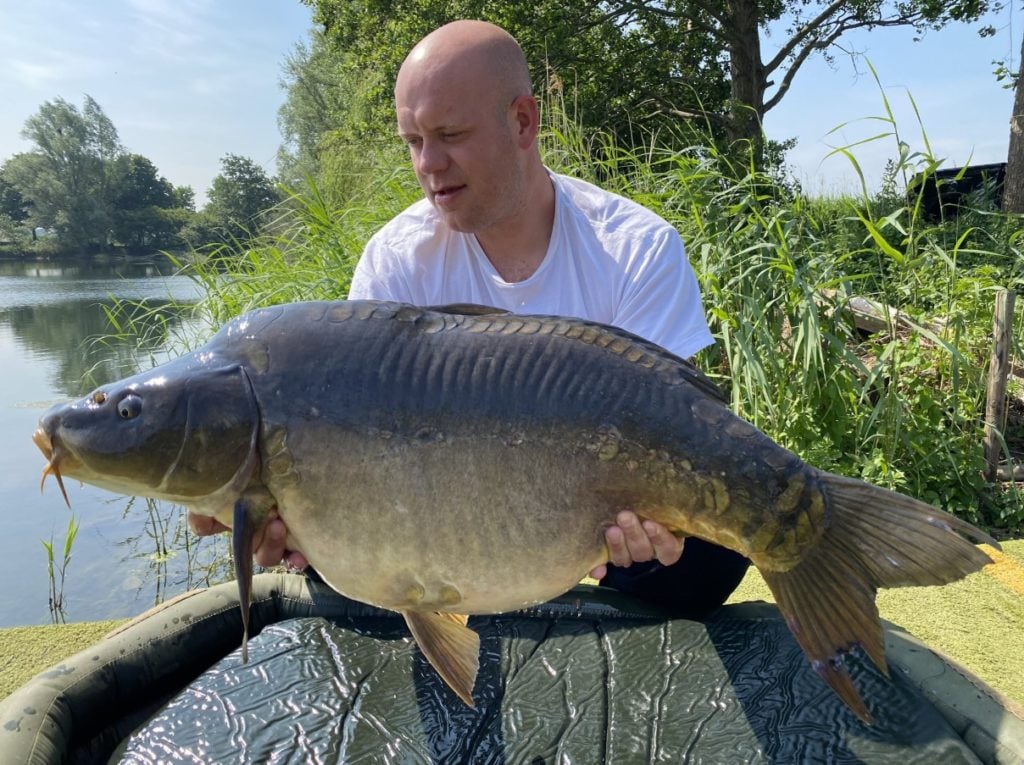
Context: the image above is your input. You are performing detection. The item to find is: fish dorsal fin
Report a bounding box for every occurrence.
[403,610,480,707]
[441,307,728,406]
[425,303,510,316]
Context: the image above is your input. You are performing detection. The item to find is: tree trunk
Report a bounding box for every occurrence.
[1004,31,1024,214]
[726,0,765,164]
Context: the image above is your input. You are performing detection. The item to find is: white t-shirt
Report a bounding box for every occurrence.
[349,171,714,359]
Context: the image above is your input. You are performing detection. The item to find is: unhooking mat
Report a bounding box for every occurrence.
[2,573,1023,764]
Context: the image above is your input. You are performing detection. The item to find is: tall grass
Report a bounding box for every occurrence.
[140,94,1024,534]
[42,513,79,624]
[177,162,421,330]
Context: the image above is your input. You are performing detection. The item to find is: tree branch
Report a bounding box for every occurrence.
[767,5,929,77]
[763,22,849,112]
[641,96,730,131]
[764,0,850,76]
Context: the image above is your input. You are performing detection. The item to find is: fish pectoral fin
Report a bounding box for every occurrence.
[630,507,689,537]
[231,489,277,664]
[403,610,480,707]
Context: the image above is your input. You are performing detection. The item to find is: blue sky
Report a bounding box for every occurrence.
[0,2,1019,205]
[1,0,314,206]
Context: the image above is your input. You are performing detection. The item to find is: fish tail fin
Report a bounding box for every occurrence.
[760,473,997,723]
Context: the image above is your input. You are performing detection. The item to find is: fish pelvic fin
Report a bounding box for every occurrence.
[759,473,997,724]
[231,489,277,664]
[403,610,480,707]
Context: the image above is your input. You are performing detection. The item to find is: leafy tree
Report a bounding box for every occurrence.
[173,185,196,212]
[4,95,123,251]
[277,29,405,204]
[0,174,29,246]
[178,210,223,249]
[305,0,1000,161]
[278,31,383,182]
[304,1,727,148]
[205,154,281,240]
[0,173,27,224]
[110,154,174,209]
[108,154,179,249]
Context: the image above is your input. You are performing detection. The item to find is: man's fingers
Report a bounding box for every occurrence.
[253,518,288,567]
[285,550,309,571]
[187,509,308,571]
[617,511,655,562]
[605,524,630,567]
[644,521,684,566]
[601,513,684,574]
[187,511,229,536]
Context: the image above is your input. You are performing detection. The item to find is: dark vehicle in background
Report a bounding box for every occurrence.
[909,162,1007,220]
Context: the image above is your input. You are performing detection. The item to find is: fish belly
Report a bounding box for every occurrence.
[267,422,625,614]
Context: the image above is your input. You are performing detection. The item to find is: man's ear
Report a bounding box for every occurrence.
[511,94,540,148]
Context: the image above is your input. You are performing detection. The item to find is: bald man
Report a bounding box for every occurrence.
[195,20,750,614]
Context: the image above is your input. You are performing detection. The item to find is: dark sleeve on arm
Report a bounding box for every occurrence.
[600,537,751,616]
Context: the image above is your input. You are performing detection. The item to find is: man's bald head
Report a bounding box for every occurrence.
[392,21,551,244]
[396,20,533,108]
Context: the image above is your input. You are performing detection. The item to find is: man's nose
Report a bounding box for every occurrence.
[416,138,448,175]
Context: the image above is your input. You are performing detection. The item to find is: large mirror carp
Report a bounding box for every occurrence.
[33,300,998,722]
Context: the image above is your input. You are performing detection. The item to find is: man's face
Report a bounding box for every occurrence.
[395,66,527,235]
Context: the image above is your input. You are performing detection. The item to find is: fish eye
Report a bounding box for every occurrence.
[117,394,143,420]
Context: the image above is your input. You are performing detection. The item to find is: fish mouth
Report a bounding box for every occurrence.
[33,427,76,508]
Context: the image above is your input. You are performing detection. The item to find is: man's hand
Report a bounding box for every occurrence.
[589,511,684,581]
[187,510,309,571]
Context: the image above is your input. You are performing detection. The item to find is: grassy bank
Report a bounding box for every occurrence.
[0,620,125,699]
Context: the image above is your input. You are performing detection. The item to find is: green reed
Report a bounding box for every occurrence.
[42,513,80,624]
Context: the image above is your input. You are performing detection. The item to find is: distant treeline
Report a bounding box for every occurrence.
[0,96,281,258]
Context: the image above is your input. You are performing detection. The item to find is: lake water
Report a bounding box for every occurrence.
[0,258,232,627]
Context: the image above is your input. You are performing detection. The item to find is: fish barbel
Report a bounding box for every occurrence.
[32,300,997,722]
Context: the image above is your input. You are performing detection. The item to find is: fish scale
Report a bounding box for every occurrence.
[33,299,999,720]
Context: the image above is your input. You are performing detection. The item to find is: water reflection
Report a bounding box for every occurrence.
[1,298,193,397]
[116,497,233,606]
[0,256,185,280]
[0,257,224,627]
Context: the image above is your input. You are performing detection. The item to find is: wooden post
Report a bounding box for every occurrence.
[984,289,1016,480]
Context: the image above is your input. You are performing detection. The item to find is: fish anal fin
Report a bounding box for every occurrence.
[403,610,480,707]
[444,612,470,627]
